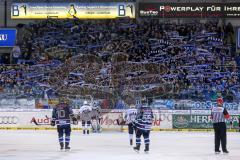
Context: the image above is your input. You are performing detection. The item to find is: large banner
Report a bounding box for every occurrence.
[11,2,135,19]
[0,29,17,47]
[1,110,238,130]
[0,98,35,109]
[139,3,240,18]
[173,114,240,129]
[0,109,172,130]
[174,100,240,111]
[153,99,240,111]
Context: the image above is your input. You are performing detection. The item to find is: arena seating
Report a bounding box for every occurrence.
[0,19,239,109]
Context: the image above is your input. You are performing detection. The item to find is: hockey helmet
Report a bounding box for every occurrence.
[130,104,135,108]
[83,101,88,105]
[217,98,224,105]
[58,97,66,103]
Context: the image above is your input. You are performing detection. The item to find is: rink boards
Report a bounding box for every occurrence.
[0,109,239,131]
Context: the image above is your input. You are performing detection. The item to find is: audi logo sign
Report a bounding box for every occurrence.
[0,116,19,124]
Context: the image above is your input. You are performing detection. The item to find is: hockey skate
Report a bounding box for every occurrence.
[215,150,221,154]
[144,144,149,153]
[133,144,140,153]
[223,150,229,154]
[65,143,70,151]
[60,142,64,150]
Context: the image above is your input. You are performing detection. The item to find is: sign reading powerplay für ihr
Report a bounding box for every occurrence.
[139,3,240,18]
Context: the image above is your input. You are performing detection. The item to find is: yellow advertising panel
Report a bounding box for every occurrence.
[11,2,135,19]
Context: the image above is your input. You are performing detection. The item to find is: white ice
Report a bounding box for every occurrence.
[0,130,239,160]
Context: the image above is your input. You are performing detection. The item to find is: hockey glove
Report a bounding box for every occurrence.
[72,117,78,125]
[51,120,55,126]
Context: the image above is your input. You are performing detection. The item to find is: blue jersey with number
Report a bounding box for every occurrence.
[52,103,73,126]
[134,106,154,131]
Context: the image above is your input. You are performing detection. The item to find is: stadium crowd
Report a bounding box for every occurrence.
[0,18,240,109]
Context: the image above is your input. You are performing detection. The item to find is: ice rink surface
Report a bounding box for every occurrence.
[0,130,239,160]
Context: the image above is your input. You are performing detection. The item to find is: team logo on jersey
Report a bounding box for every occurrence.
[0,116,19,124]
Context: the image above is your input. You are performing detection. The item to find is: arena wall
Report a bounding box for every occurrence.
[0,109,238,131]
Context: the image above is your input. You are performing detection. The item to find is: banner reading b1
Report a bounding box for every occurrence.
[0,29,17,47]
[139,3,240,18]
[11,2,135,19]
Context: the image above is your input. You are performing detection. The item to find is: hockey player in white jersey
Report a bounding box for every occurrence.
[91,104,101,133]
[124,104,138,145]
[79,101,92,134]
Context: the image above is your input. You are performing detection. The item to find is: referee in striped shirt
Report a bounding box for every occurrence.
[211,98,230,154]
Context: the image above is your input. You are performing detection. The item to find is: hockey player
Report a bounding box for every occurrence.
[133,103,154,153]
[91,104,101,133]
[211,97,230,154]
[51,98,77,150]
[124,104,137,145]
[79,101,92,134]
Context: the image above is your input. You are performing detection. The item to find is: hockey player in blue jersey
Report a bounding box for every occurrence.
[133,102,154,153]
[51,98,77,150]
[124,104,137,145]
